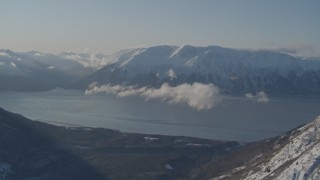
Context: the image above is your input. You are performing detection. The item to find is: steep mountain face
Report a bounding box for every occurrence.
[81,45,320,95]
[241,116,320,180]
[193,116,320,180]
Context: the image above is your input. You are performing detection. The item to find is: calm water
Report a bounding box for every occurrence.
[0,90,319,142]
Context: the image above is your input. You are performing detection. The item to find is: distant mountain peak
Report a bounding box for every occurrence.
[1,46,320,93]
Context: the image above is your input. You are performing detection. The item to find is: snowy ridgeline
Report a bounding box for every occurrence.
[1,45,320,74]
[1,45,320,93]
[96,45,320,80]
[212,116,320,180]
[85,45,320,94]
[107,45,319,69]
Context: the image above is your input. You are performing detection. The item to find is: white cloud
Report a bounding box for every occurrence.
[167,69,177,80]
[86,82,220,111]
[245,91,269,102]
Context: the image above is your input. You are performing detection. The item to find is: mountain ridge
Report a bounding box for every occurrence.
[1,45,320,94]
[79,45,320,95]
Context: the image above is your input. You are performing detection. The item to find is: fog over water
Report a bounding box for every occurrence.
[0,90,319,142]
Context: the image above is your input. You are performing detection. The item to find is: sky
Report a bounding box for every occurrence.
[1,0,320,56]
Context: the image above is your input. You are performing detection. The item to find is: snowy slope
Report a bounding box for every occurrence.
[245,116,320,180]
[0,49,45,76]
[94,45,319,72]
[0,49,85,91]
[22,51,95,77]
[211,116,320,180]
[83,45,320,94]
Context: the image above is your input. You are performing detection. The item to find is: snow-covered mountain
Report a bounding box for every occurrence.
[22,51,95,77]
[0,49,92,91]
[81,45,320,94]
[0,49,45,76]
[2,45,320,93]
[208,116,320,180]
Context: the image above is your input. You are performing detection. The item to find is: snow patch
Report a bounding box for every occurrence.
[164,163,174,170]
[144,137,158,141]
[185,56,198,67]
[211,174,231,180]
[73,145,89,150]
[170,45,185,58]
[186,143,211,147]
[34,52,44,56]
[119,48,146,67]
[167,69,177,80]
[10,62,17,68]
[47,66,55,69]
[229,75,238,80]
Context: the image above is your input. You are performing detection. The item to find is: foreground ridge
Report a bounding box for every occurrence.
[210,116,320,180]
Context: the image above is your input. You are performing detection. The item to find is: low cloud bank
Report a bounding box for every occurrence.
[86,82,220,111]
[245,91,269,102]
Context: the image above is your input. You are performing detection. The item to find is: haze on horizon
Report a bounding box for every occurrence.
[1,0,320,57]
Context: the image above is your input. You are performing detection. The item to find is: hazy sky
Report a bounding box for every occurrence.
[1,0,319,56]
